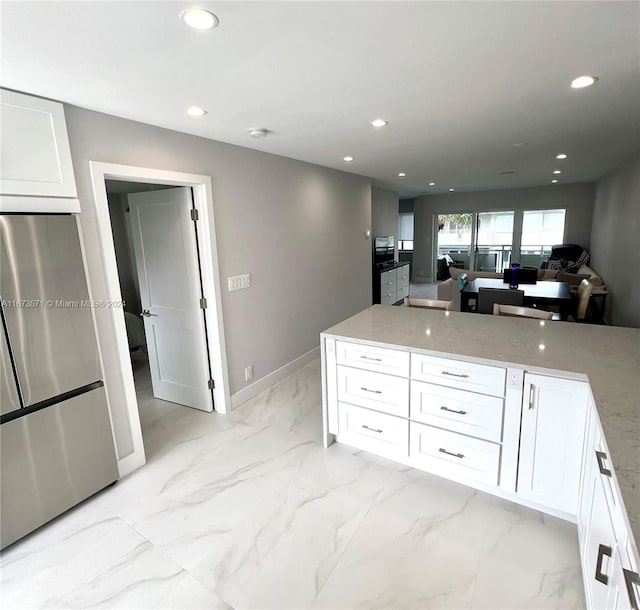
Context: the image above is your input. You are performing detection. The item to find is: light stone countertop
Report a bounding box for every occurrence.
[323,305,640,544]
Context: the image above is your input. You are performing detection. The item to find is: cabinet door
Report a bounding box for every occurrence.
[0,89,77,198]
[518,374,588,514]
[584,472,621,610]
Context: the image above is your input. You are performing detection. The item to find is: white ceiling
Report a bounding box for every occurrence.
[1,1,639,197]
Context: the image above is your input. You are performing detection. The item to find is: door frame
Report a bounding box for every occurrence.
[87,161,230,477]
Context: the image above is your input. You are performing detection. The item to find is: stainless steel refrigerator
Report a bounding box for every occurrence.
[0,214,118,549]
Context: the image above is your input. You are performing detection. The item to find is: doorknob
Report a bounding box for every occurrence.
[141,309,157,317]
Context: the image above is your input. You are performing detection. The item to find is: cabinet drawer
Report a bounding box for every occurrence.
[411,354,505,397]
[409,422,501,485]
[336,341,410,377]
[381,290,398,306]
[338,365,409,417]
[380,268,396,285]
[338,403,409,461]
[397,273,410,290]
[396,285,409,301]
[410,381,503,442]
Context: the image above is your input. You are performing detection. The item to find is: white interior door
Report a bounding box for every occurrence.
[128,187,212,412]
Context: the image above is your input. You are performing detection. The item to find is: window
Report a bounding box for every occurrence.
[398,213,414,251]
[521,209,566,252]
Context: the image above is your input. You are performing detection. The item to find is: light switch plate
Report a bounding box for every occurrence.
[228,274,251,291]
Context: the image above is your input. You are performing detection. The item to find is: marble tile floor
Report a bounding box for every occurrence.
[0,358,585,609]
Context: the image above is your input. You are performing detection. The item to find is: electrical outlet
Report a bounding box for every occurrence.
[228,274,251,291]
[508,368,523,389]
[244,365,253,381]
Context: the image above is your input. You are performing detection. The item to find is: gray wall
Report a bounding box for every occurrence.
[371,187,399,259]
[413,183,595,281]
[106,192,141,315]
[65,106,372,396]
[590,151,640,328]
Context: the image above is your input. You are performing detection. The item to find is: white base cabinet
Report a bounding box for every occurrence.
[321,334,639,610]
[517,373,589,514]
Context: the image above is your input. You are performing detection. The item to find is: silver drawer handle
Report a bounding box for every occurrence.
[596,451,612,477]
[439,448,465,459]
[360,356,382,362]
[441,370,469,379]
[440,406,467,415]
[361,387,382,394]
[362,425,383,434]
[623,569,640,610]
[595,544,612,585]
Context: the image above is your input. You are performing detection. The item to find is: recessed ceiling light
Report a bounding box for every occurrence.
[343,156,354,163]
[571,75,598,89]
[186,106,207,117]
[428,182,435,186]
[398,172,406,177]
[552,179,559,184]
[248,128,268,138]
[449,188,455,192]
[553,170,562,175]
[180,8,219,30]
[370,119,388,128]
[556,153,568,160]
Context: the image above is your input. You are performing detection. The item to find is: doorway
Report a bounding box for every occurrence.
[87,162,230,478]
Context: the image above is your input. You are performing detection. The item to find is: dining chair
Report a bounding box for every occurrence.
[477,288,524,314]
[573,279,594,321]
[403,298,453,311]
[493,304,554,320]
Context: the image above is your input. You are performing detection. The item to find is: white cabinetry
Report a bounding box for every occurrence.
[579,399,639,610]
[518,373,589,514]
[322,331,639,610]
[0,89,78,207]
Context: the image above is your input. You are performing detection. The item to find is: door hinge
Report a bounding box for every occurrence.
[199,297,208,309]
[208,378,215,390]
[190,208,199,221]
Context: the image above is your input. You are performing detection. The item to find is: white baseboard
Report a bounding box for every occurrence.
[230,346,320,410]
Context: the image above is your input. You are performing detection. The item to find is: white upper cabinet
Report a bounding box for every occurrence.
[0,89,77,198]
[518,373,589,514]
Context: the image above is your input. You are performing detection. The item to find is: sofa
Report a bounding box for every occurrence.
[437,265,604,311]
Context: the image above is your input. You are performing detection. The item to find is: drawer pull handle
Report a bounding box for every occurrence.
[440,406,467,415]
[361,387,382,394]
[362,425,383,434]
[528,384,535,410]
[623,569,640,610]
[439,448,465,459]
[360,356,382,362]
[595,544,612,585]
[595,451,612,477]
[441,371,469,379]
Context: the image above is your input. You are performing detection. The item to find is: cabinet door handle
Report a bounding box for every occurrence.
[440,406,467,415]
[360,356,382,362]
[595,544,612,585]
[596,451,612,477]
[623,569,640,610]
[441,371,469,379]
[439,448,465,459]
[361,387,382,395]
[362,425,383,434]
[528,384,535,410]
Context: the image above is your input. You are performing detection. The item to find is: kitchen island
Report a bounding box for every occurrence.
[321,305,639,610]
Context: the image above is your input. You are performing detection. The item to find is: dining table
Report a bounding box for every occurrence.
[460,278,573,319]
